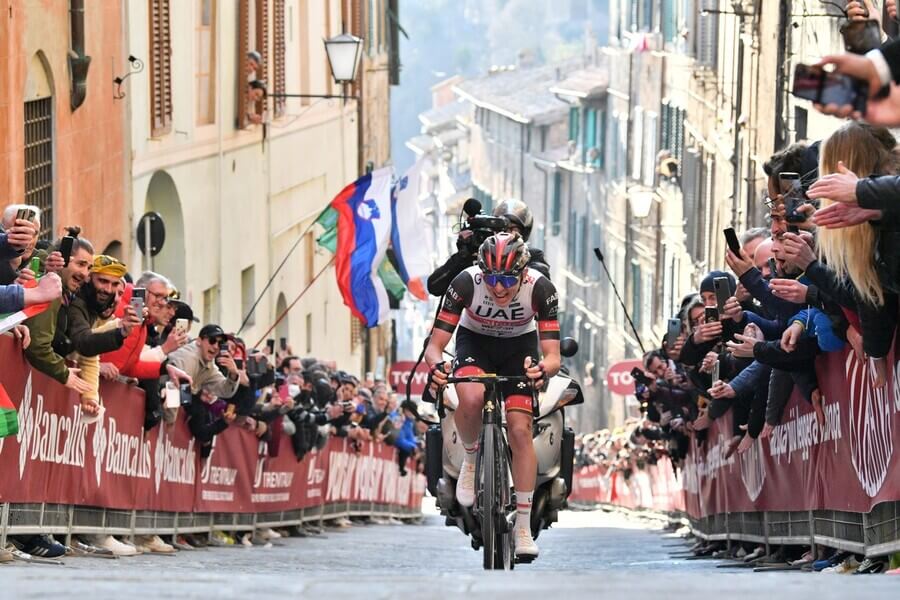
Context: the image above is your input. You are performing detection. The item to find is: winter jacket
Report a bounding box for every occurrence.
[739,267,809,325]
[0,284,24,313]
[23,297,68,384]
[64,293,127,358]
[0,233,24,261]
[729,360,771,400]
[394,417,418,453]
[789,308,845,352]
[166,341,240,399]
[100,285,163,380]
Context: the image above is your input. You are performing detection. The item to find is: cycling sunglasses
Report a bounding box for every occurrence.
[483,273,520,288]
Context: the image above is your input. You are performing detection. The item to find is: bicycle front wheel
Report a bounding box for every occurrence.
[480,423,514,570]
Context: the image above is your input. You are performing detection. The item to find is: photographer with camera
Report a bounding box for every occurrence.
[274,356,344,460]
[426,198,550,297]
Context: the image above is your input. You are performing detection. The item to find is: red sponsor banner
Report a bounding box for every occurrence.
[605,359,645,396]
[323,438,420,507]
[0,337,423,515]
[387,361,431,398]
[571,457,684,512]
[683,348,900,518]
[195,427,256,512]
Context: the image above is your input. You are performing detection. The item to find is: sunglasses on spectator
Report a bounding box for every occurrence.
[94,255,125,269]
[484,273,520,288]
[207,336,226,346]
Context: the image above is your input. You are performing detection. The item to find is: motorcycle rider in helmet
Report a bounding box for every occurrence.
[426,199,550,297]
[426,232,561,561]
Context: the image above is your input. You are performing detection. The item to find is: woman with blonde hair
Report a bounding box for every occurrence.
[815,122,900,384]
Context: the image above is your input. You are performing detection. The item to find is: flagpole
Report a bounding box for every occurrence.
[237,209,330,335]
[252,255,336,349]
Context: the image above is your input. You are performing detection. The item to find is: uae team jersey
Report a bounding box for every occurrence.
[434,266,560,339]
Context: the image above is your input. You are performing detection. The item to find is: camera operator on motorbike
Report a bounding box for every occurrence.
[424,232,561,561]
[426,199,550,297]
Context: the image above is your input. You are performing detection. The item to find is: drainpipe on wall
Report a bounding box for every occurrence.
[68,0,91,111]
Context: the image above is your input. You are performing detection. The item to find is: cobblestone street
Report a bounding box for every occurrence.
[3,504,897,599]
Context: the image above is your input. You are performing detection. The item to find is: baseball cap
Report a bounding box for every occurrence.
[171,300,199,323]
[199,324,225,340]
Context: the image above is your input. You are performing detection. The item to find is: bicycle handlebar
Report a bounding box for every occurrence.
[445,374,534,385]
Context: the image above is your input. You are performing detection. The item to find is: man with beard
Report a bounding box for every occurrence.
[22,231,140,415]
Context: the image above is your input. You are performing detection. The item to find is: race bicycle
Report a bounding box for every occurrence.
[442,373,536,570]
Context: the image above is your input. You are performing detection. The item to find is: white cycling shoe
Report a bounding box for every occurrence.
[456,459,476,507]
[515,528,539,561]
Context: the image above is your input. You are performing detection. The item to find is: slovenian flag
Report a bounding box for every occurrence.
[390,161,432,301]
[327,168,394,327]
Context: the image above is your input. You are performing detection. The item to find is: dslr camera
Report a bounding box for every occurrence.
[630,367,653,387]
[458,198,508,255]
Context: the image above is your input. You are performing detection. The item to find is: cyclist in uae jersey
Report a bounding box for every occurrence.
[425,232,560,561]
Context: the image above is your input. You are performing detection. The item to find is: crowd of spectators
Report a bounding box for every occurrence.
[589,2,900,574]
[0,208,425,561]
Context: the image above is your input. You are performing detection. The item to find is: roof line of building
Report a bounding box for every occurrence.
[452,86,532,125]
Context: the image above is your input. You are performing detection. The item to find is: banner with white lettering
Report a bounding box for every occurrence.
[683,348,900,518]
[195,427,256,512]
[0,337,423,515]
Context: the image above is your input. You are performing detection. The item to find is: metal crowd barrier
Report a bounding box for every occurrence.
[688,502,900,556]
[0,501,423,548]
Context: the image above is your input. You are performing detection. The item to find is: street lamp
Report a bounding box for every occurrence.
[629,188,656,219]
[324,32,363,84]
[271,32,363,100]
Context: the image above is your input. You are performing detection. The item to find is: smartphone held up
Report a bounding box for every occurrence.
[791,63,868,114]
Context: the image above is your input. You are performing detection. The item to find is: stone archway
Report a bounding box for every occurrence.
[102,240,124,261]
[144,171,186,290]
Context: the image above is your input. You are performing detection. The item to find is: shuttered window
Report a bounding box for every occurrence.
[681,148,705,262]
[698,0,718,68]
[150,0,173,137]
[238,0,249,127]
[256,0,269,117]
[273,0,285,117]
[568,107,579,142]
[642,111,658,187]
[24,98,53,240]
[196,0,216,125]
[631,106,643,181]
[662,0,677,44]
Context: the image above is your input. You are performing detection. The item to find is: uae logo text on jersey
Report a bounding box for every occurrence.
[473,303,526,321]
[847,352,894,497]
[356,198,381,221]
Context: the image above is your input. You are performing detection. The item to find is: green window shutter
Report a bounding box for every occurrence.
[568,107,579,142]
[663,0,676,43]
[585,108,597,149]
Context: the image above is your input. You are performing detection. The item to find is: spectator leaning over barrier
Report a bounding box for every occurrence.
[808,122,900,387]
[167,324,241,411]
[1,205,41,280]
[0,211,63,314]
[23,231,111,412]
[186,388,235,458]
[69,255,141,416]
